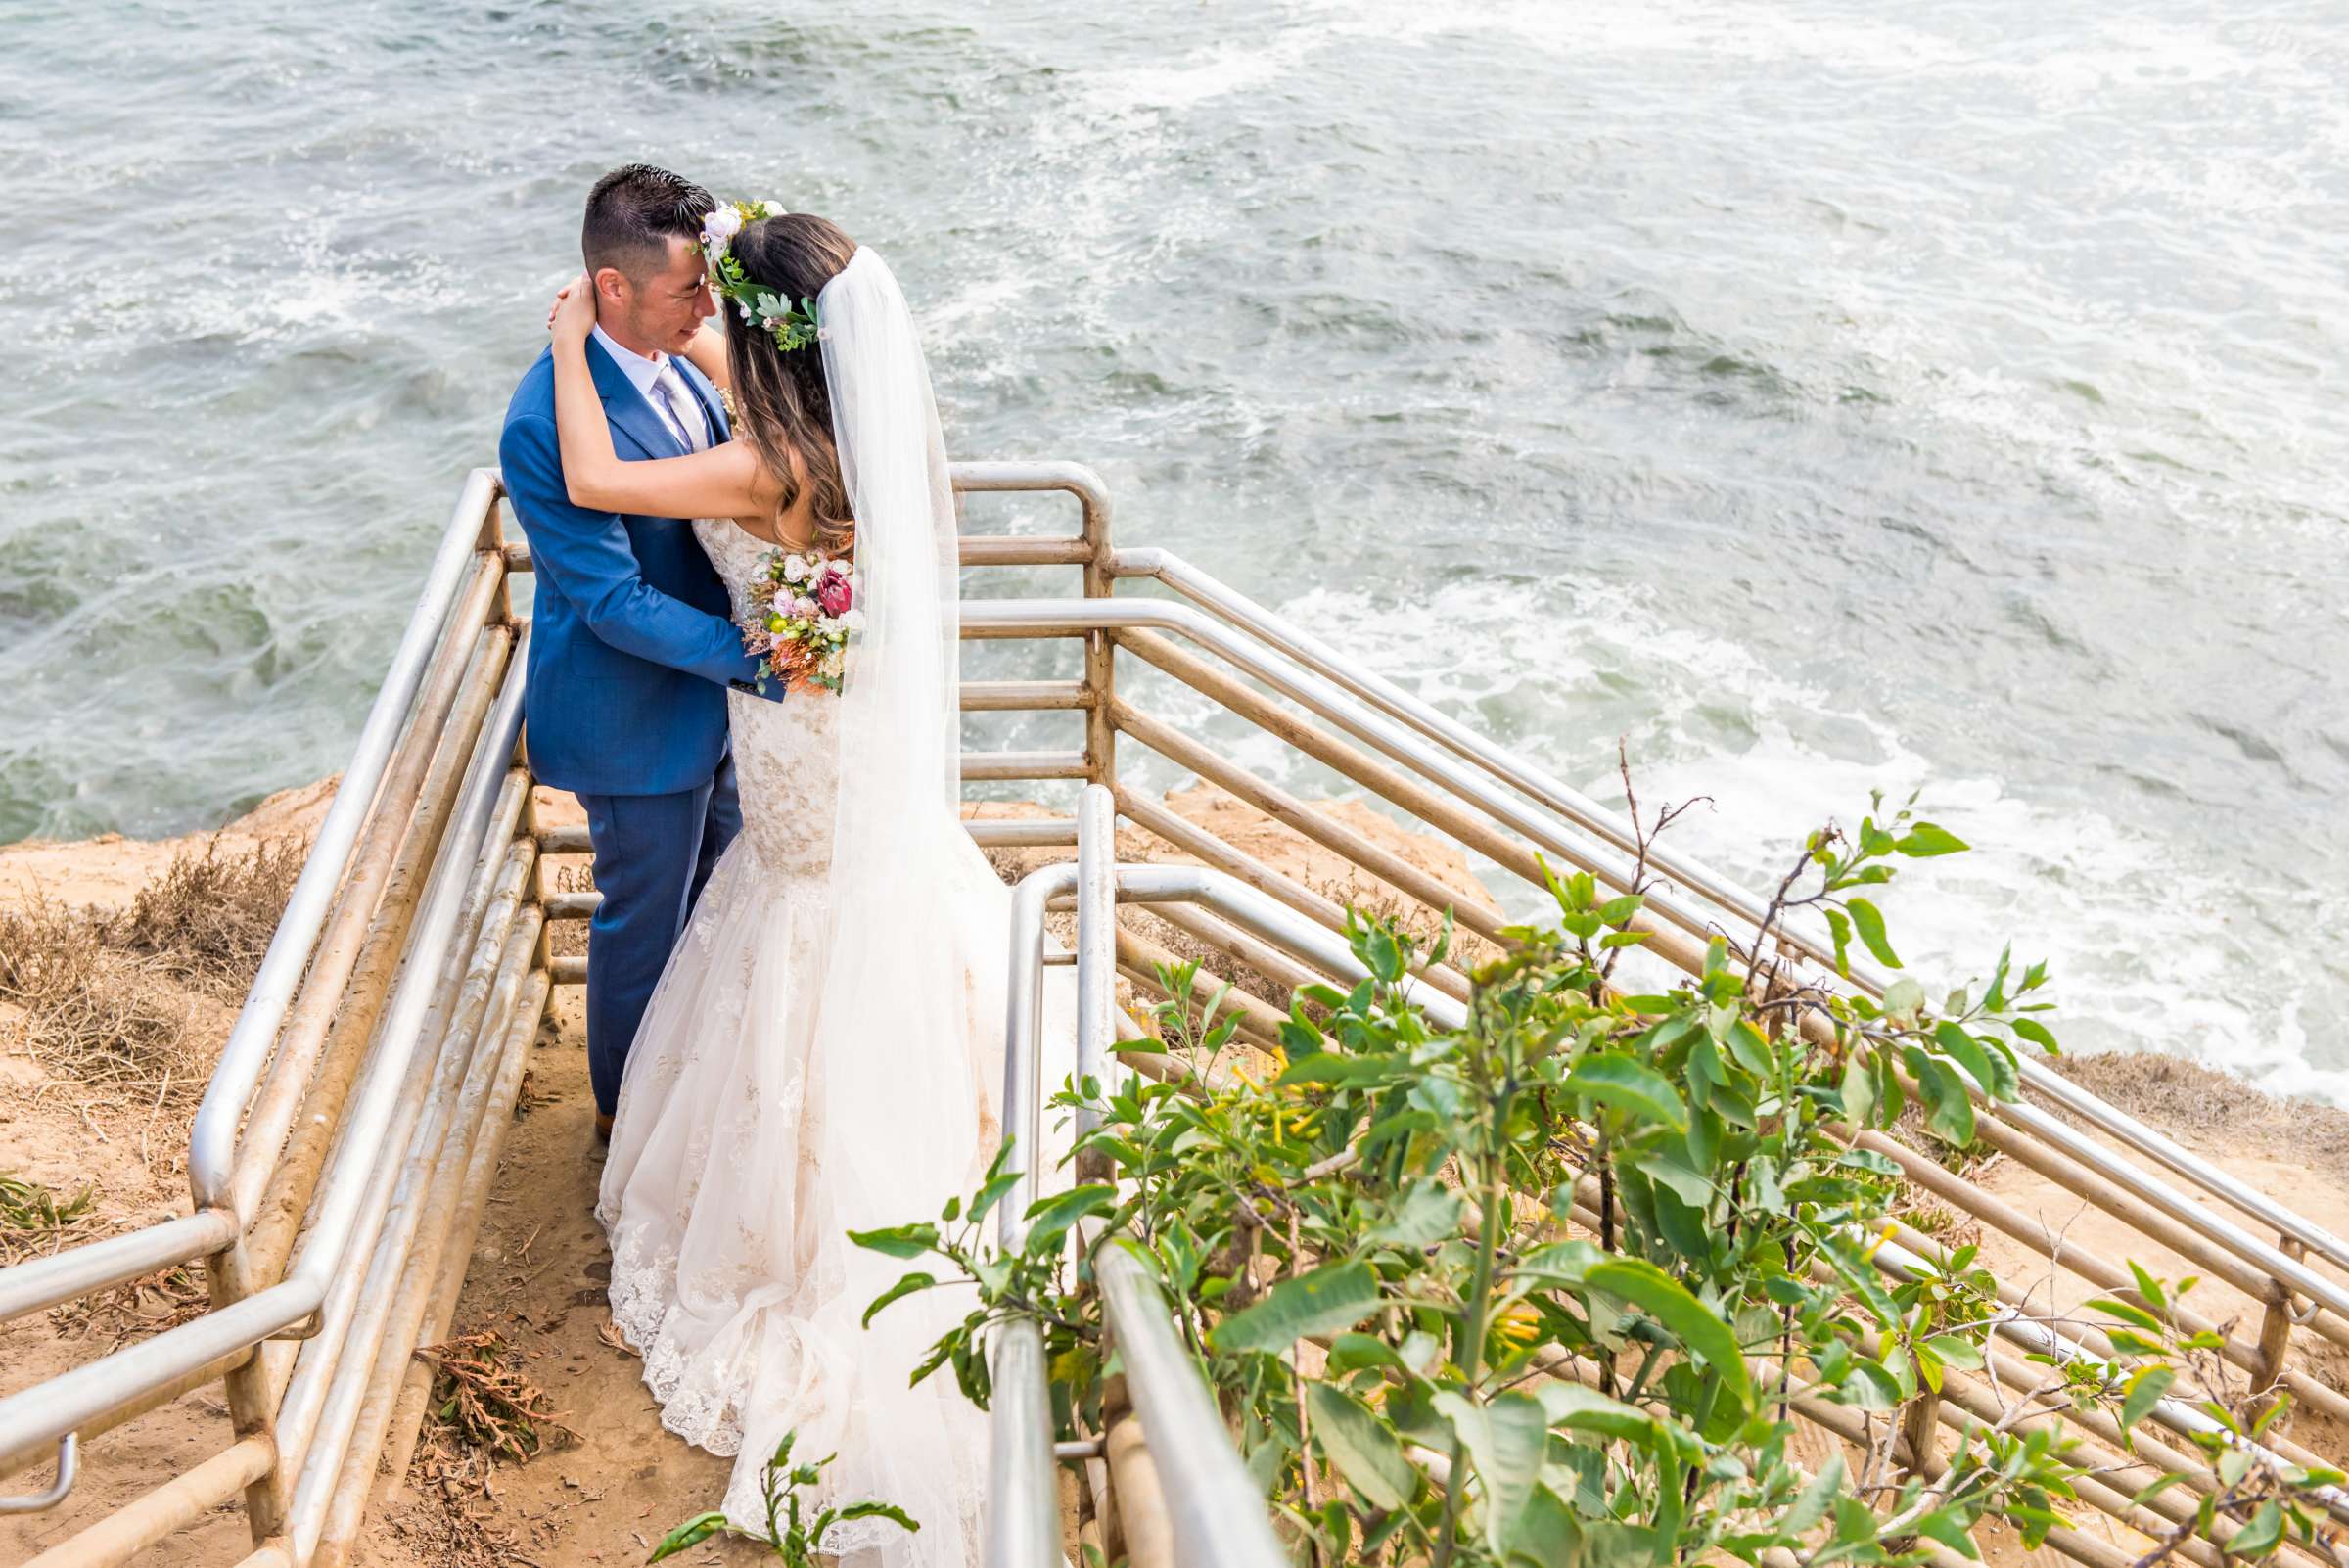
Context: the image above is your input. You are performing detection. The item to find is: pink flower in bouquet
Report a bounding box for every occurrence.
[816,574,853,617]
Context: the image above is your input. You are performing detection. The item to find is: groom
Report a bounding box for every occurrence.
[498,163,783,1145]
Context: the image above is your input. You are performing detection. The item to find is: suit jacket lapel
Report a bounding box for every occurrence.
[586,336,686,462]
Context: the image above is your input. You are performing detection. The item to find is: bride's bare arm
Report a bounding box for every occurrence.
[548,278,775,521]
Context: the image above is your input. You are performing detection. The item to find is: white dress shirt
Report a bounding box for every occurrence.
[591,323,710,452]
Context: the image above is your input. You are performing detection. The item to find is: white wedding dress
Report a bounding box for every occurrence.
[595,248,1080,1566]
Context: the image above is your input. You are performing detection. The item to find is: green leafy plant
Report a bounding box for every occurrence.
[2052,1269,2348,1565]
[850,787,2131,1565]
[837,780,2349,1567]
[0,1173,96,1264]
[0,1173,94,1231]
[648,1430,917,1565]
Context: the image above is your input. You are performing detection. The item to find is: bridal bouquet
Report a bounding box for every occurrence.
[743,548,860,695]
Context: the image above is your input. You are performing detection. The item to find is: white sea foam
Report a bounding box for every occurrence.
[1073,30,1325,116]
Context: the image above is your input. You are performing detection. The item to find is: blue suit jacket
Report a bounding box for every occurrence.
[499,339,774,798]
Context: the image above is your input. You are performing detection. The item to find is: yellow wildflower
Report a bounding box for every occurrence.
[1496,1301,1543,1347]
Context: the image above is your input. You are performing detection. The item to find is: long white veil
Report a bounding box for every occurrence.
[785,246,998,1562]
[820,246,963,848]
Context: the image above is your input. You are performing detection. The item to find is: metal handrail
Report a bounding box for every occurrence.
[960,596,2349,1323]
[0,471,537,1568]
[996,795,1403,1568]
[1072,788,1118,1158]
[0,486,508,1342]
[7,455,2342,1566]
[188,469,502,1220]
[963,597,1722,945]
[1092,1241,1285,1567]
[0,657,529,1477]
[0,1213,240,1328]
[0,1438,75,1517]
[984,1322,1061,1568]
[1109,545,2349,1279]
[1867,1233,2349,1526]
[999,862,1079,1254]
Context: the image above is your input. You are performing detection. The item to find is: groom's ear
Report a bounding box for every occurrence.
[591,266,632,312]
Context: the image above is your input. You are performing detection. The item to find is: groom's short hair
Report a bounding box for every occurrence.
[582,164,715,282]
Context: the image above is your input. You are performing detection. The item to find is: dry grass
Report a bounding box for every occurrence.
[44,1261,208,1345]
[114,835,305,994]
[2045,1050,2349,1188]
[415,1328,579,1462]
[0,834,300,1106]
[397,1327,584,1568]
[0,1172,96,1264]
[1888,1190,1984,1252]
[0,896,196,1095]
[1302,866,1501,975]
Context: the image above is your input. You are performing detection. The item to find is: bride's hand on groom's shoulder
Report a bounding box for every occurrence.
[547,275,596,344]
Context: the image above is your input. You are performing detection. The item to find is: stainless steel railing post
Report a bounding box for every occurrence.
[1095,1241,1285,1568]
[1074,785,1118,1178]
[985,1320,1061,1568]
[1000,866,1078,1255]
[990,860,1081,1568]
[188,469,502,1217]
[1081,477,1117,788]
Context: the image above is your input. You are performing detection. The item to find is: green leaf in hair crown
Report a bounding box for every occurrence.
[697,198,824,352]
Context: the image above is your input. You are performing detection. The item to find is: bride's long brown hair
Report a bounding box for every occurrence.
[723,213,859,552]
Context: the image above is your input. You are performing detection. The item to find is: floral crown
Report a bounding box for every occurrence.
[698,200,822,352]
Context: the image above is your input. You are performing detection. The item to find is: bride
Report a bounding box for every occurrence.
[544,209,1076,1563]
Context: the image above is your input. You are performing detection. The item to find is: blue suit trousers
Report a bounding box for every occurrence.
[577,756,742,1116]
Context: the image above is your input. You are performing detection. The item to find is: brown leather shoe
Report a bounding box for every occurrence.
[592,1111,614,1149]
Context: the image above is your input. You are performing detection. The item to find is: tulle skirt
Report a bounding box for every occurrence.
[596,831,1078,1564]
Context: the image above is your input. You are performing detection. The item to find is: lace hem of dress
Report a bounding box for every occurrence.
[600,1217,737,1444]
[603,1214,979,1556]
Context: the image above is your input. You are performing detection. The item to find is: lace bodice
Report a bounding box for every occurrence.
[694,518,841,878]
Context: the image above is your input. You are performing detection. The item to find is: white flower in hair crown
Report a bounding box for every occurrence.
[699,200,822,351]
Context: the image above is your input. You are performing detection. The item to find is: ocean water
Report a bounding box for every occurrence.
[1,2,2342,1095]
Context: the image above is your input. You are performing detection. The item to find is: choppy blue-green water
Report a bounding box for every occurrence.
[2,3,2342,1094]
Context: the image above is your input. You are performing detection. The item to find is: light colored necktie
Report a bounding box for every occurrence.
[649,363,710,453]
